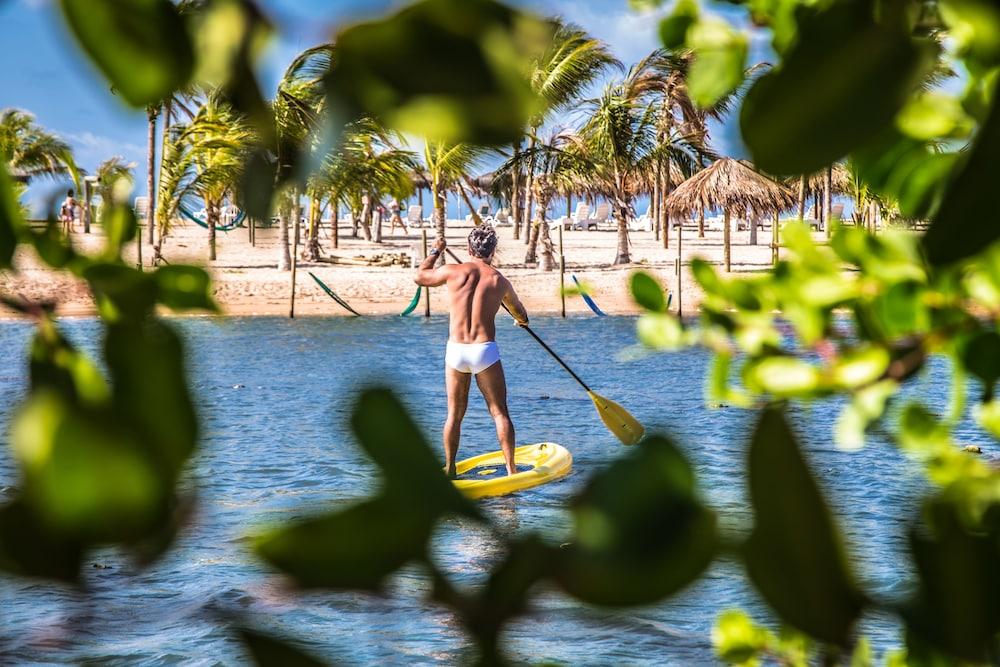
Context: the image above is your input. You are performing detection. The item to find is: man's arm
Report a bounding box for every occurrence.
[414,238,451,287]
[502,278,529,326]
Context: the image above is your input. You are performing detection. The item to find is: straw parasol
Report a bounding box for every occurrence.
[665,158,795,272]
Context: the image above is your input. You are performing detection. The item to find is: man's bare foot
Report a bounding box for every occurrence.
[506,465,517,477]
[445,465,457,480]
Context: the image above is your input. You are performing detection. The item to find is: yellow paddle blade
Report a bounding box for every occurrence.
[587,391,645,445]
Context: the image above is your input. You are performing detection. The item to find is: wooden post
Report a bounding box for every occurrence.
[797,175,806,219]
[772,211,780,266]
[723,209,732,272]
[559,223,566,318]
[249,214,255,247]
[422,229,431,318]
[676,213,683,318]
[824,165,833,238]
[290,194,301,319]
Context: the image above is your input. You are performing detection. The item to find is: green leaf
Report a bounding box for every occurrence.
[326,0,545,145]
[743,356,823,398]
[83,263,158,323]
[686,19,748,108]
[975,399,1000,439]
[28,321,110,407]
[556,436,716,606]
[897,93,974,141]
[740,1,931,174]
[904,497,1000,662]
[256,495,436,590]
[0,163,22,268]
[711,609,773,664]
[831,346,891,389]
[58,0,194,107]
[0,500,85,583]
[237,628,329,667]
[744,406,866,645]
[104,319,198,477]
[959,330,1000,390]
[101,204,138,260]
[637,313,684,350]
[659,0,698,49]
[630,271,667,311]
[350,389,478,520]
[923,79,1000,265]
[835,379,897,451]
[155,265,219,312]
[10,391,164,542]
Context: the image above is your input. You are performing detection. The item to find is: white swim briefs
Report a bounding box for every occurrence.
[446,341,501,375]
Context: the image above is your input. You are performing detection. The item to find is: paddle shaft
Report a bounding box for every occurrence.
[444,247,593,393]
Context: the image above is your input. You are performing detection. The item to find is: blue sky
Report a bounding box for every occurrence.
[1,0,763,214]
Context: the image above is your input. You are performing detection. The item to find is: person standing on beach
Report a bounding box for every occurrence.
[60,189,78,234]
[415,226,529,478]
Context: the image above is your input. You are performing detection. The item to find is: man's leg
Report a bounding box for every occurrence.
[475,361,517,475]
[444,366,471,478]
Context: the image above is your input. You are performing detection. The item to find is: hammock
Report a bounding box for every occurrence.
[571,275,607,317]
[178,203,245,232]
[308,272,362,316]
[400,286,422,316]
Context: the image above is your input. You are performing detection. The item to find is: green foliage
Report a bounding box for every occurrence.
[59,0,194,107]
[740,0,933,175]
[237,628,329,667]
[745,408,866,646]
[0,163,21,268]
[326,0,546,146]
[557,436,716,605]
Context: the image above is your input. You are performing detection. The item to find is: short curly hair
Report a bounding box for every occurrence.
[468,225,498,259]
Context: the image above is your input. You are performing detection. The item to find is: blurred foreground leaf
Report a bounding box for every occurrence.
[712,609,774,664]
[630,271,668,312]
[557,436,716,606]
[0,163,21,268]
[904,497,1000,662]
[238,627,329,667]
[685,19,748,108]
[741,0,930,174]
[59,0,194,107]
[744,407,866,646]
[924,81,1000,265]
[326,0,545,145]
[155,265,219,312]
[0,500,85,583]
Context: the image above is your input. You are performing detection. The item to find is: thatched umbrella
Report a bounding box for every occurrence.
[665,158,795,272]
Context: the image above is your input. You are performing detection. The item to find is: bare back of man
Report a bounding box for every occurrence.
[415,228,528,478]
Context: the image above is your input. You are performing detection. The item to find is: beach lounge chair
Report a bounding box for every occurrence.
[494,208,512,226]
[407,205,425,229]
[466,203,492,224]
[556,202,590,230]
[629,204,653,232]
[575,202,609,231]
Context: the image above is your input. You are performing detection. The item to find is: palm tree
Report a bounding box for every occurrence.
[580,83,660,265]
[314,117,416,253]
[499,128,589,268]
[516,22,619,243]
[423,141,485,246]
[93,156,135,216]
[0,109,74,183]
[156,97,255,261]
[271,44,335,270]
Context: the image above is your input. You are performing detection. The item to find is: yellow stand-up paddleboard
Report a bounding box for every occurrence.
[452,443,572,499]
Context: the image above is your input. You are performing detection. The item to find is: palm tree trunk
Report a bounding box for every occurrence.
[331,195,340,250]
[660,165,670,250]
[522,135,537,245]
[146,107,158,252]
[278,207,291,271]
[797,176,806,219]
[824,165,833,238]
[539,207,555,272]
[306,195,321,260]
[433,179,446,246]
[524,219,540,264]
[749,215,758,245]
[359,195,373,241]
[374,194,383,243]
[723,208,731,272]
[652,162,660,242]
[613,211,631,265]
[698,207,705,238]
[511,142,522,239]
[772,211,780,266]
[207,200,218,261]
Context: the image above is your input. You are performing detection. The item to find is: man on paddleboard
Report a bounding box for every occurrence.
[415,226,529,478]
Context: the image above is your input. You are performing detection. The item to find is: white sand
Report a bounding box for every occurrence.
[0,218,809,319]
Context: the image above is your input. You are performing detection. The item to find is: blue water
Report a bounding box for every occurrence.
[0,315,989,664]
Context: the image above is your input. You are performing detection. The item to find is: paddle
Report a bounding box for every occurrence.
[444,247,644,445]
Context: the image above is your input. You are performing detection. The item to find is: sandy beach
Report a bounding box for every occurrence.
[1,218,799,319]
